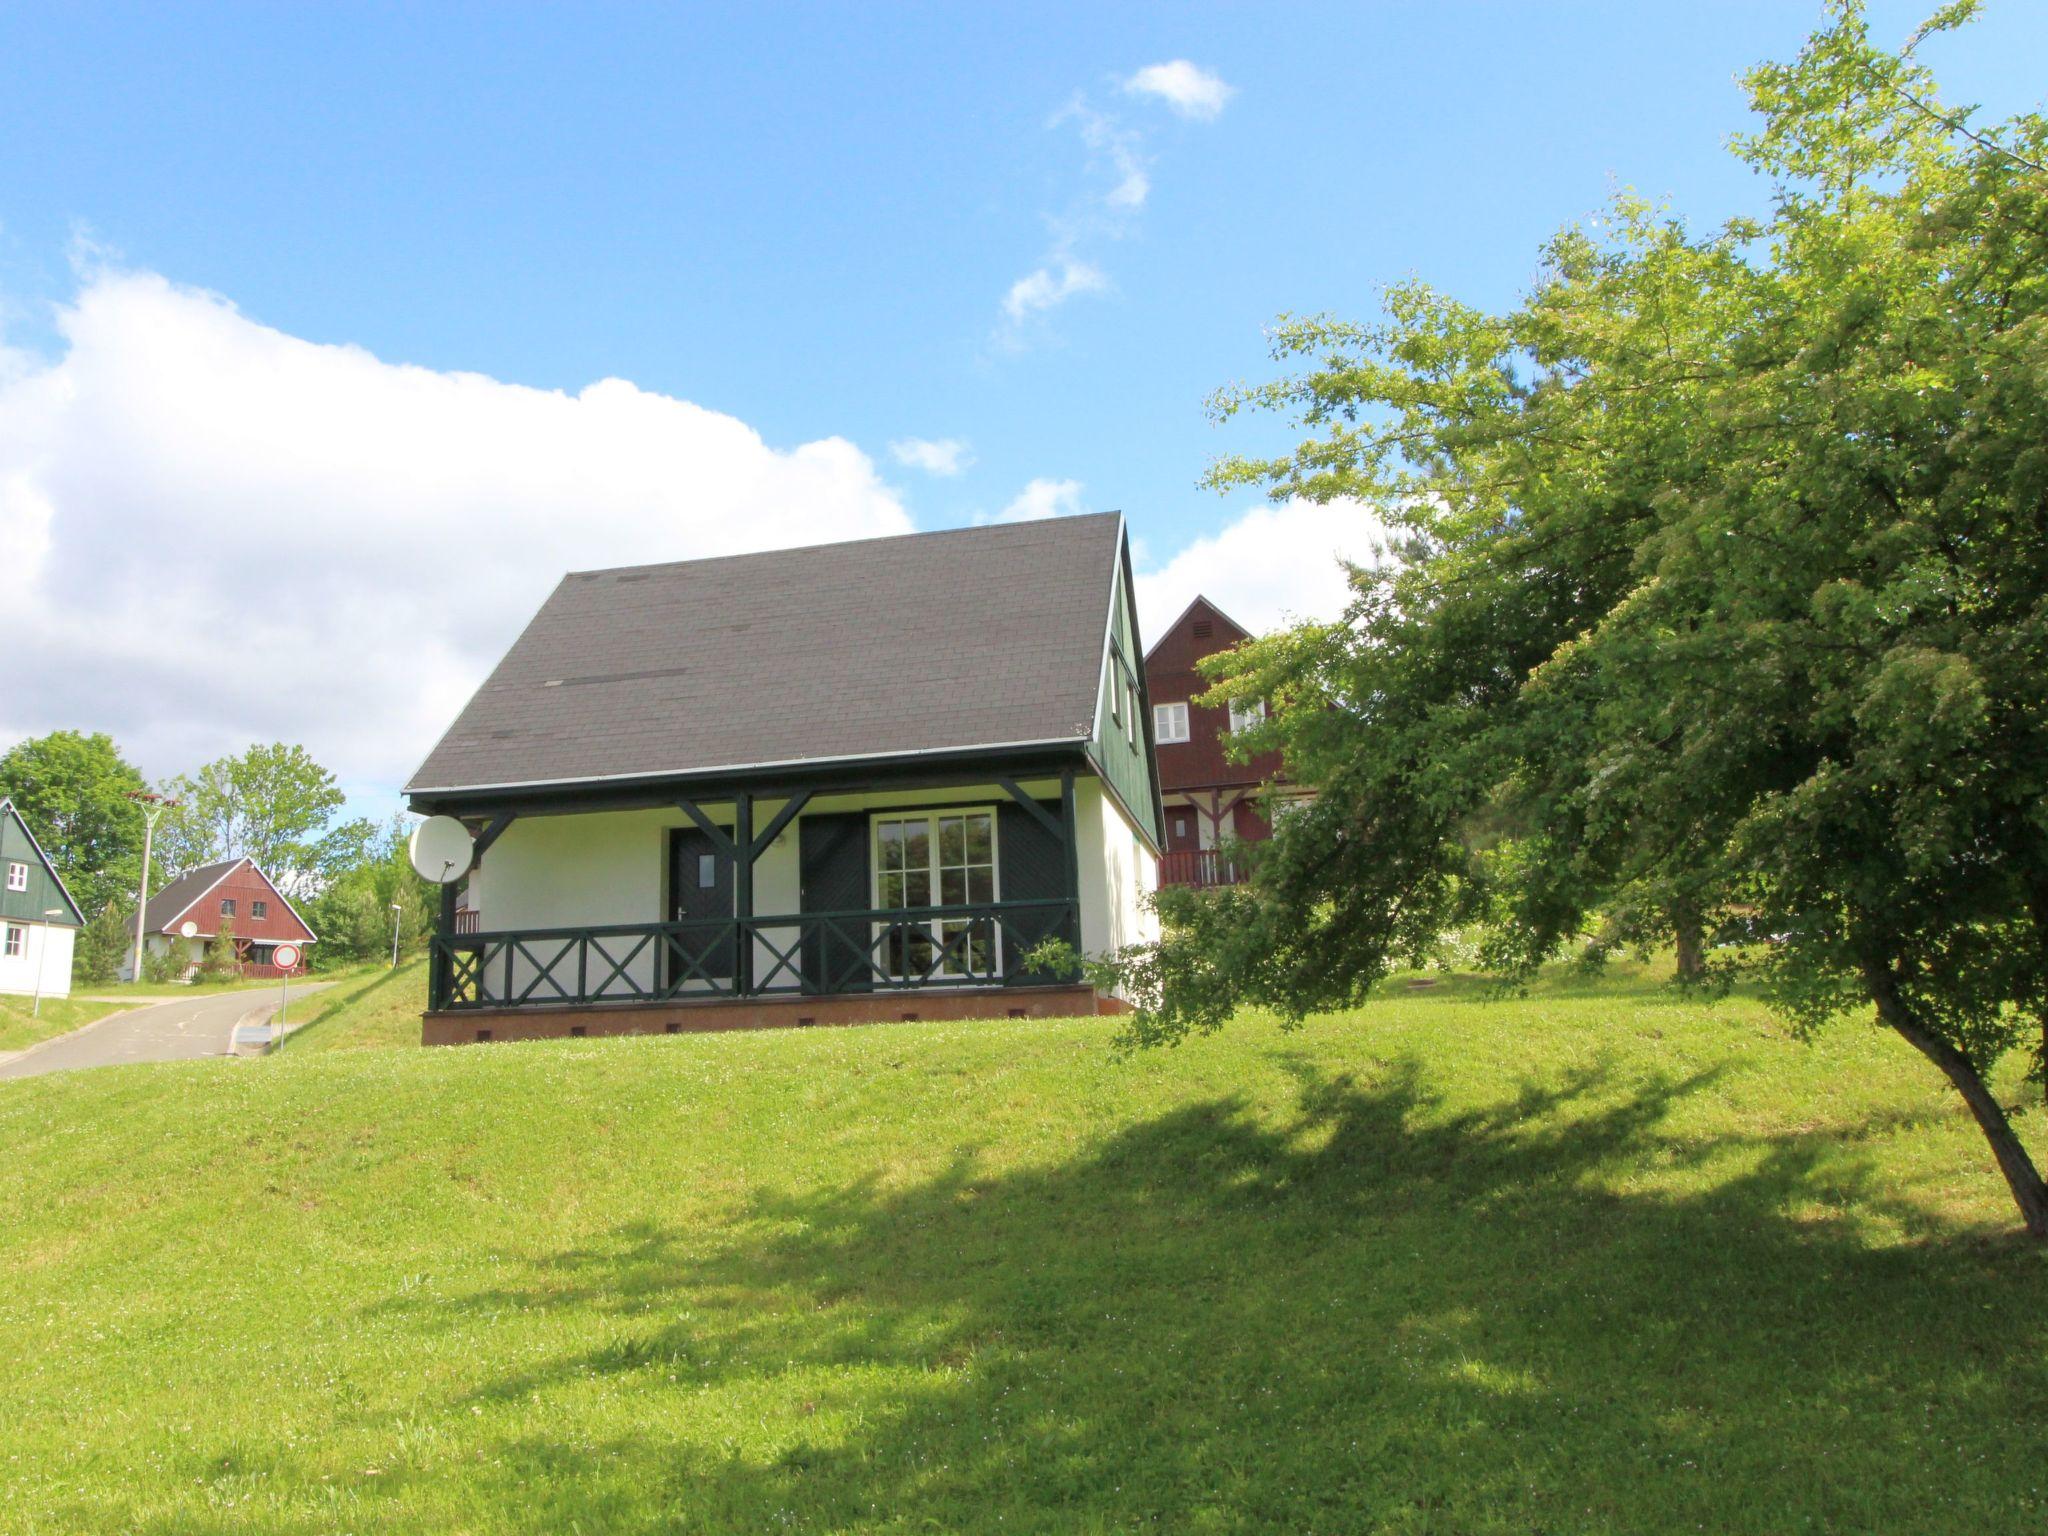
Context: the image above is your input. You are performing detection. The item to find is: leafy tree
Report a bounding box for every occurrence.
[305,816,436,967]
[0,731,149,917]
[158,744,374,896]
[72,902,131,988]
[1117,4,2048,1235]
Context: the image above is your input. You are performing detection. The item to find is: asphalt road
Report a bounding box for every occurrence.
[0,983,330,1081]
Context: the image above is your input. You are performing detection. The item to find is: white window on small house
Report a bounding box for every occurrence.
[220,898,236,918]
[1229,699,1267,735]
[251,900,268,920]
[1154,702,1190,744]
[1109,672,1121,726]
[872,810,998,982]
[5,862,25,892]
[3,924,23,958]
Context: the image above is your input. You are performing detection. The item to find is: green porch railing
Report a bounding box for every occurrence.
[426,898,1079,1012]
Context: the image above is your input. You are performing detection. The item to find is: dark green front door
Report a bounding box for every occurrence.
[668,827,734,986]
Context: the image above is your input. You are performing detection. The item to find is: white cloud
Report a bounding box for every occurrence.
[888,436,973,477]
[1123,60,1237,121]
[998,65,1234,343]
[1000,259,1109,327]
[1133,498,1388,648]
[1054,97,1150,211]
[0,268,912,797]
[995,477,1089,524]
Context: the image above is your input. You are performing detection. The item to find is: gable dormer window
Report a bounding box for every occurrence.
[5,862,25,892]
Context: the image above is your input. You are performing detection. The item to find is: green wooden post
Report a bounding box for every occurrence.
[1060,768,1081,950]
[432,881,456,1010]
[734,792,754,995]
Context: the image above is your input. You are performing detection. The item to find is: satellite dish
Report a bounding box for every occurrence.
[179,920,199,939]
[409,816,476,884]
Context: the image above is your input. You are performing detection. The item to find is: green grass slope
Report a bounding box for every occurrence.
[0,993,125,1054]
[283,956,432,1052]
[0,969,2042,1533]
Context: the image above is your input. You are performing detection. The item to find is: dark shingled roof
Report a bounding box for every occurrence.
[408,513,1126,794]
[138,858,243,935]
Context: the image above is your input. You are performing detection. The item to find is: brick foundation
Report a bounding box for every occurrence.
[421,985,1127,1046]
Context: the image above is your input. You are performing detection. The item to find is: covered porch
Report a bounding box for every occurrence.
[418,750,1153,1042]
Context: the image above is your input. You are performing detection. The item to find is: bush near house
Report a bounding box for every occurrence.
[0,964,2041,1533]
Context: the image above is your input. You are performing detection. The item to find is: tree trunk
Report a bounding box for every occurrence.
[1671,904,1705,983]
[1862,958,2048,1239]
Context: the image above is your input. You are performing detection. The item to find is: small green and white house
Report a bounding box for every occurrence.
[405,512,1164,1044]
[0,799,87,1001]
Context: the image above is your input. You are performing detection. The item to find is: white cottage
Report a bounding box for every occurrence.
[0,799,86,1001]
[405,514,1163,1045]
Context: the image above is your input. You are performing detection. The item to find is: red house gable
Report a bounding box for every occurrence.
[1143,595,1285,798]
[152,858,316,945]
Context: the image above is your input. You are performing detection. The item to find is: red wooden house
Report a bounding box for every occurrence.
[1143,595,1301,888]
[125,857,318,981]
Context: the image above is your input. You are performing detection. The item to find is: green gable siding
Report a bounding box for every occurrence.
[0,802,85,927]
[1085,542,1164,849]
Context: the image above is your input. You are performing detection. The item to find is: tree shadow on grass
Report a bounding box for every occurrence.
[323,1060,2048,1532]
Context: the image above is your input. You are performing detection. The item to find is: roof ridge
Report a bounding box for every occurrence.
[562,509,1122,582]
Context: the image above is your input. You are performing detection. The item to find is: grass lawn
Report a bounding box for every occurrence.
[0,965,2042,1533]
[0,993,127,1054]
[283,956,433,1052]
[84,958,391,1002]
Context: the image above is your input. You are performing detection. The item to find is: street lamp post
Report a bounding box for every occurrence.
[31,907,64,1017]
[390,902,404,969]
[125,792,179,984]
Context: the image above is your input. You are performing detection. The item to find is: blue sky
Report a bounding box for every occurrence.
[1,1,2043,809]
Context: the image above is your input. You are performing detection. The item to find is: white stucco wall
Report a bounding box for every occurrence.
[0,920,76,999]
[1074,776,1160,970]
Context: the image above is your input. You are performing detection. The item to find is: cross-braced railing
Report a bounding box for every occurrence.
[427,898,1079,1012]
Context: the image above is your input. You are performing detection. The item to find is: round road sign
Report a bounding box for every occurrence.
[272,943,301,971]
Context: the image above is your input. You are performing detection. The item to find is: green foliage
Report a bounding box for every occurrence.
[141,940,190,986]
[1123,3,2048,1232]
[304,816,436,967]
[157,743,374,896]
[71,902,130,988]
[1,968,2043,1530]
[0,730,148,917]
[194,917,241,985]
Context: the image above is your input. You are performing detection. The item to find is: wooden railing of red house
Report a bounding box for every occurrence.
[1157,849,1249,890]
[454,907,481,934]
[427,897,1081,1012]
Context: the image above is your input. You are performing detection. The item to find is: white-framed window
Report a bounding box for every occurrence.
[871,808,999,982]
[1126,678,1138,745]
[251,900,268,920]
[1154,702,1190,744]
[1229,699,1267,734]
[5,862,25,892]
[3,923,23,958]
[1109,671,1122,726]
